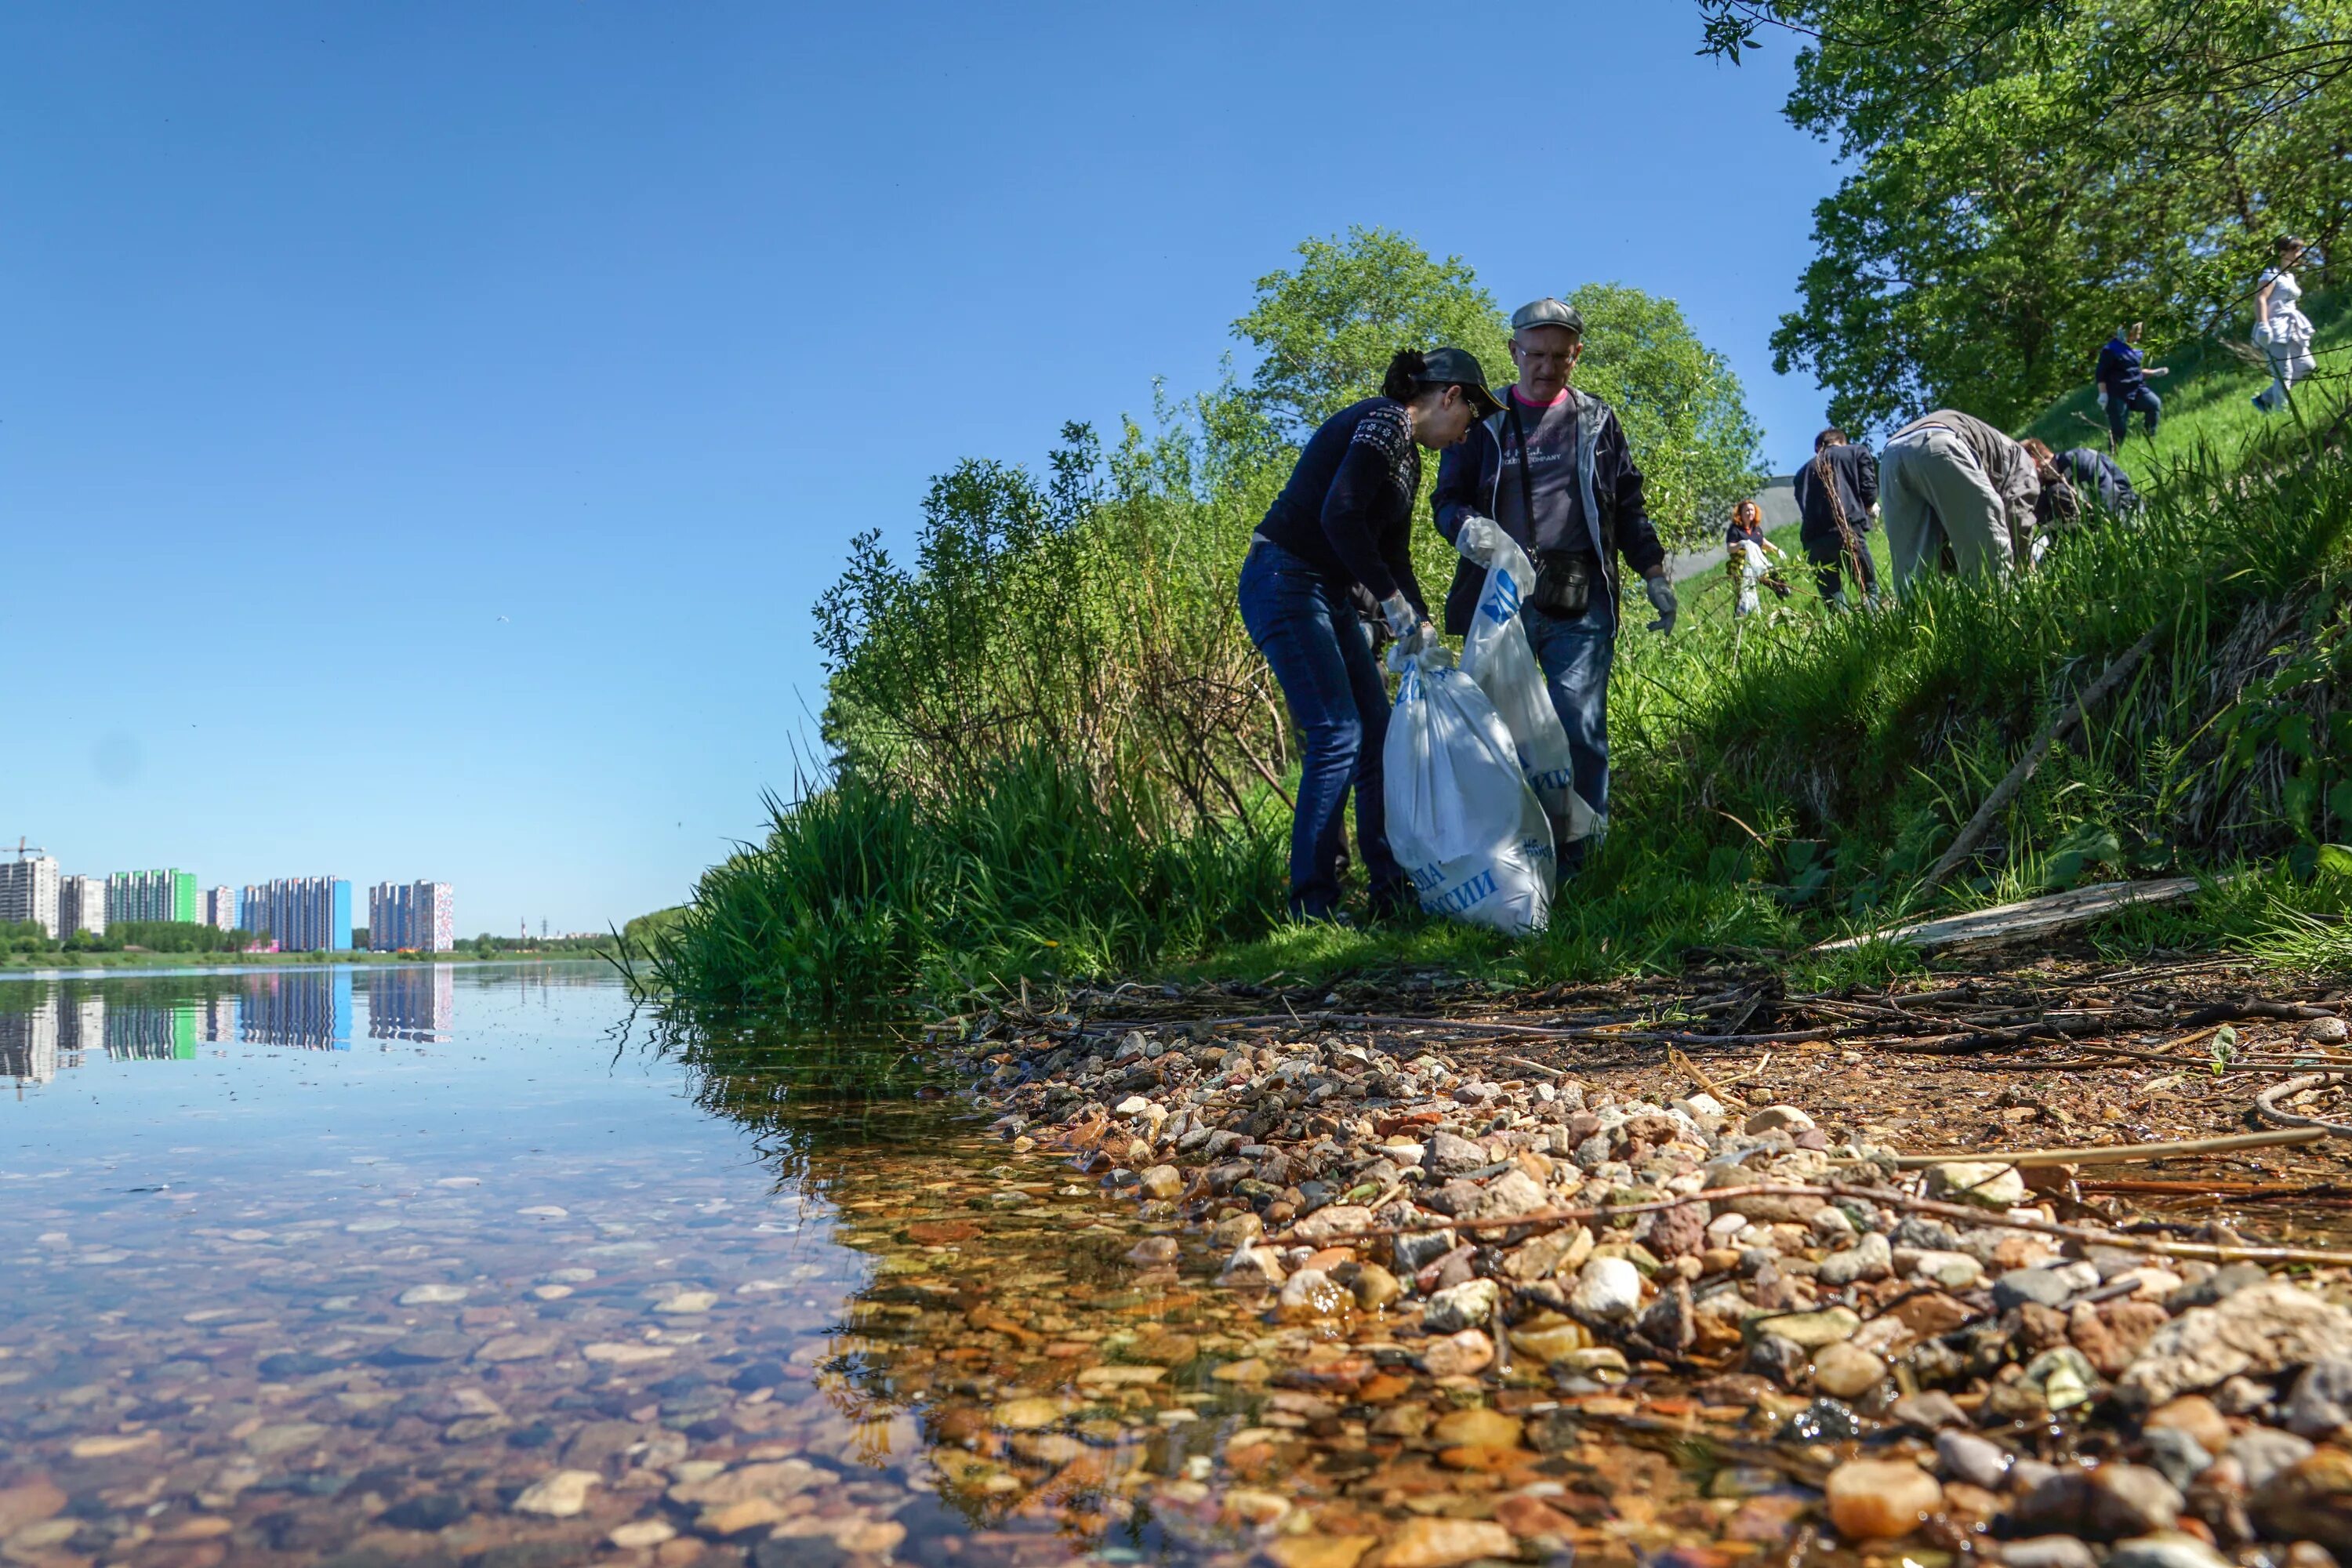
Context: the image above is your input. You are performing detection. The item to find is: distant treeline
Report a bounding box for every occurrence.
[0,920,256,956]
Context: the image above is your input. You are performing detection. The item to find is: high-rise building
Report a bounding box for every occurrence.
[240,877,351,953]
[0,854,61,939]
[368,880,456,952]
[202,887,238,931]
[107,870,198,925]
[241,971,352,1050]
[58,876,106,938]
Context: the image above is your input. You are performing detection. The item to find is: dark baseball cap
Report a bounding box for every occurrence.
[1418,347,1503,416]
[1512,297,1586,337]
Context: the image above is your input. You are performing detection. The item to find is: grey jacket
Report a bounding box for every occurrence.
[1890,408,2042,552]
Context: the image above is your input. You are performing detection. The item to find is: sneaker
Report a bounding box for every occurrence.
[2255,394,2274,413]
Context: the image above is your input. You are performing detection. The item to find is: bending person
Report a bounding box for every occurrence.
[1237,347,1499,922]
[1432,296,1675,871]
[1878,408,2044,592]
[2254,235,2318,414]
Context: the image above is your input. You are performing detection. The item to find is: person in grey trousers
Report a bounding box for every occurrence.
[1876,408,2045,591]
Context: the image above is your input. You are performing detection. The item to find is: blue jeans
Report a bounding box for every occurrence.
[1523,601,1614,867]
[2108,384,2159,445]
[1237,539,1403,917]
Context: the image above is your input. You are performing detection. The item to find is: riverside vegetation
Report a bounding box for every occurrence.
[637,246,2352,1017]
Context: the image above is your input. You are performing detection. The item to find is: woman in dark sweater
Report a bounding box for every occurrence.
[1238,347,1501,921]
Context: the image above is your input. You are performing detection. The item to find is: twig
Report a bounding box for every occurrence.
[1924,627,2162,890]
[1887,1127,2328,1169]
[1269,1178,2352,1266]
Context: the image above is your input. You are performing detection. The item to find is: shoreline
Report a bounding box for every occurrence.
[936,957,2352,1561]
[0,952,618,980]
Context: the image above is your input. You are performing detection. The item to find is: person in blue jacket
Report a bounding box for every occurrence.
[2095,321,2169,452]
[1238,347,1501,923]
[1431,298,1676,870]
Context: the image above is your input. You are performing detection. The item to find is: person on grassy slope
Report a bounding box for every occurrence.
[1878,408,2045,591]
[1432,296,1675,872]
[2254,234,2318,414]
[1239,346,1500,923]
[1724,499,1789,618]
[2020,437,2085,564]
[2056,445,2141,520]
[2095,321,2167,451]
[1791,426,1878,607]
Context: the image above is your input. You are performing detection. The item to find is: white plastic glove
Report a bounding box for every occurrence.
[2096,390,2110,410]
[1378,592,1419,640]
[1454,515,1506,567]
[1644,573,1678,635]
[1396,620,1439,659]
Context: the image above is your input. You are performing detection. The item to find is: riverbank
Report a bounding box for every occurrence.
[937,949,2352,1563]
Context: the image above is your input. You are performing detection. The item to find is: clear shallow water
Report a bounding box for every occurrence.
[0,966,1446,1568]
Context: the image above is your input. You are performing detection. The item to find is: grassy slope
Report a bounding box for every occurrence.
[1173,325,2352,993]
[2024,290,2350,481]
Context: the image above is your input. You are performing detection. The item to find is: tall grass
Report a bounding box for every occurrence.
[638,751,1287,1014]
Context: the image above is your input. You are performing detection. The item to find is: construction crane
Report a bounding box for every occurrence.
[12,837,46,860]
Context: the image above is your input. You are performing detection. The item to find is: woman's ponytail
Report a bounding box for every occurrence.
[1381,349,1428,402]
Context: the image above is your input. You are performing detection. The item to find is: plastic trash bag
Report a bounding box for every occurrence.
[1383,643,1555,935]
[1731,538,1767,619]
[1455,530,1601,845]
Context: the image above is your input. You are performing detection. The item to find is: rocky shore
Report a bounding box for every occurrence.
[966,1000,2352,1568]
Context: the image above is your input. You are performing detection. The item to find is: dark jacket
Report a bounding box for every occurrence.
[2096,337,2146,397]
[1430,389,1663,636]
[1253,396,1428,613]
[2058,447,2142,516]
[1790,442,1878,555]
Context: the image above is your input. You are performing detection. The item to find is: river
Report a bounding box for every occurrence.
[2,964,1513,1568]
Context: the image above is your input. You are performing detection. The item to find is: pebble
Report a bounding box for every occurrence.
[1138,1164,1184,1200]
[1421,1278,1497,1334]
[2305,1015,2351,1045]
[1923,1160,2027,1208]
[1570,1255,1642,1320]
[1817,1232,1891,1287]
[2004,1537,2102,1568]
[1369,1516,1515,1566]
[2287,1356,2352,1436]
[1809,1341,1885,1398]
[2108,1534,2237,1568]
[1935,1429,2010,1490]
[608,1519,678,1548]
[1761,1306,1860,1348]
[1994,1265,2082,1310]
[652,1290,716,1314]
[1419,1328,1494,1378]
[397,1283,468,1305]
[2229,1425,2314,1488]
[1824,1457,1941,1540]
[1276,1269,1351,1322]
[511,1469,599,1518]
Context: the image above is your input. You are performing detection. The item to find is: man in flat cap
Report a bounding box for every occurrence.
[1432,296,1676,873]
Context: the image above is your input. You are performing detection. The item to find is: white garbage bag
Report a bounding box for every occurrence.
[1732,538,1767,619]
[1383,644,1555,935]
[1455,531,1600,845]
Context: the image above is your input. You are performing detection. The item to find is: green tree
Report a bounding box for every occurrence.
[1695,0,2352,431]
[1233,227,1512,437]
[1236,230,1763,551]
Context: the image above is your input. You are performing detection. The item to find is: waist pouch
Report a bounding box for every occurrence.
[1530,550,1595,618]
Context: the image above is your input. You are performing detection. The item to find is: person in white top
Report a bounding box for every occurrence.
[2253,234,2318,413]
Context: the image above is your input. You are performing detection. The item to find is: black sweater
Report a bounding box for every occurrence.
[1254,397,1428,612]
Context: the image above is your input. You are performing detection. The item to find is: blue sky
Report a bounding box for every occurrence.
[1,3,1841,933]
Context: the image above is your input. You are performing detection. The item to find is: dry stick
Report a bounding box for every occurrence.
[1267,1179,2352,1267]
[1923,626,2162,891]
[1886,1126,2328,1169]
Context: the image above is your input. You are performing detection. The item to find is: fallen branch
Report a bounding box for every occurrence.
[1888,1127,2328,1168]
[1925,626,2161,890]
[1268,1178,2352,1267]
